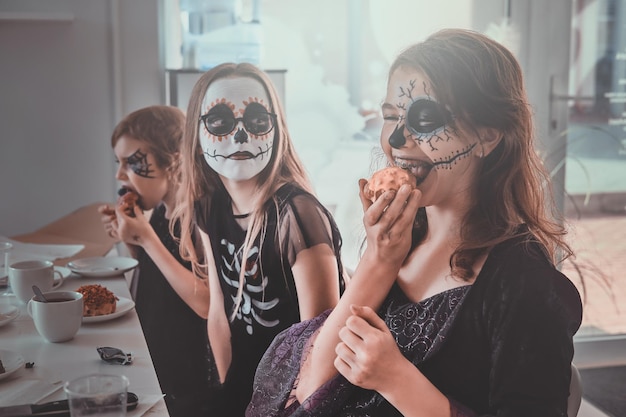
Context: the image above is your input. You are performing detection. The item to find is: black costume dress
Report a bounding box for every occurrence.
[195,183,345,417]
[246,231,583,417]
[131,204,212,417]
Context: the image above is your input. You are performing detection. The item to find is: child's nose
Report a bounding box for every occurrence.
[115,165,128,181]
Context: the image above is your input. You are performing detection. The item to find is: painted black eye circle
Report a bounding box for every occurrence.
[201,104,236,136]
[243,102,274,135]
[405,99,451,135]
[200,102,276,136]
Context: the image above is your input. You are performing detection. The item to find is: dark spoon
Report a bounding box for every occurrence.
[32,285,49,302]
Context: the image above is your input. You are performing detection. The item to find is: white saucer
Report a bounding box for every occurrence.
[0,349,25,381]
[82,297,135,323]
[0,304,20,328]
[67,257,138,278]
[54,265,72,279]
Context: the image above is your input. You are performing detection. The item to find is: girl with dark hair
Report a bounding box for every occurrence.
[247,29,582,417]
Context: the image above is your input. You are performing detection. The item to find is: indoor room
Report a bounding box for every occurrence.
[1,1,625,416]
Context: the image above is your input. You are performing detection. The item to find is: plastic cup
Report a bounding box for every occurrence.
[64,374,129,417]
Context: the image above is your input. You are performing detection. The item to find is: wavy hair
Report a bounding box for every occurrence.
[171,63,314,315]
[390,29,572,279]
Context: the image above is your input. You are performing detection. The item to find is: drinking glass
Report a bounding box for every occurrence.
[64,374,129,417]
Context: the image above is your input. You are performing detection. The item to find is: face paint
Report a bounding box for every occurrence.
[113,135,170,211]
[126,149,155,178]
[200,102,276,138]
[405,99,452,137]
[199,77,275,182]
[381,67,479,196]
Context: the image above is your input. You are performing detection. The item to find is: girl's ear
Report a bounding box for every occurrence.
[478,127,504,157]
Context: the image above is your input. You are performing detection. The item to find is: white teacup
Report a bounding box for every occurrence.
[27,290,83,343]
[9,260,64,304]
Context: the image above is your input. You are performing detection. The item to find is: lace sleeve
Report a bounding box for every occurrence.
[278,193,339,267]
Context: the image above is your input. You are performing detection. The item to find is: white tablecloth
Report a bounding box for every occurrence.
[0,265,169,416]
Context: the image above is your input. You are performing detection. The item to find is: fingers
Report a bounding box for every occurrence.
[339,320,365,347]
[379,185,417,224]
[358,179,373,210]
[105,220,118,239]
[349,304,387,331]
[98,204,116,216]
[114,204,129,219]
[359,177,421,226]
[132,204,143,217]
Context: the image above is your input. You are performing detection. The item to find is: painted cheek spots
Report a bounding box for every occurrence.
[126,149,155,178]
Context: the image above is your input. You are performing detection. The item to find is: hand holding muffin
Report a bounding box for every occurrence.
[364,166,416,203]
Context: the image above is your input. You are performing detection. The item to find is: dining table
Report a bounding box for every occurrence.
[0,203,170,416]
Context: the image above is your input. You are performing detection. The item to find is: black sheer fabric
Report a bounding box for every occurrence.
[247,233,583,417]
[195,183,345,417]
[132,204,212,417]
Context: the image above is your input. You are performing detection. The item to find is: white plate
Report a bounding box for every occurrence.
[0,304,20,327]
[0,349,25,381]
[54,265,72,279]
[82,296,135,323]
[67,257,138,278]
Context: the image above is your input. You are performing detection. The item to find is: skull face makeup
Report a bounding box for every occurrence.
[199,77,275,182]
[381,67,480,205]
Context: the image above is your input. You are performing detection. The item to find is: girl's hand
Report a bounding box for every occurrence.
[98,204,119,240]
[358,178,420,268]
[114,204,152,247]
[334,304,407,391]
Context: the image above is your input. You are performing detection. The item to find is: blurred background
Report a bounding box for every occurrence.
[1,0,625,385]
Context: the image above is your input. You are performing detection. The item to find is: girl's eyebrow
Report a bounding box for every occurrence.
[381,102,396,111]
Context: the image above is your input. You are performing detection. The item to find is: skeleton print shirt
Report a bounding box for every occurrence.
[195,182,344,416]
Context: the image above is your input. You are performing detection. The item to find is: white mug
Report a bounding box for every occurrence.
[27,290,83,343]
[9,260,64,304]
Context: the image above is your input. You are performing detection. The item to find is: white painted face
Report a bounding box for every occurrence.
[199,77,275,182]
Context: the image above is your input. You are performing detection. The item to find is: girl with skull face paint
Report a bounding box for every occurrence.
[97,106,212,417]
[247,29,582,417]
[173,63,345,417]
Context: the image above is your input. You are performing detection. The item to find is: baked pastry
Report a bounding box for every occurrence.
[364,166,416,203]
[76,284,117,317]
[117,188,139,217]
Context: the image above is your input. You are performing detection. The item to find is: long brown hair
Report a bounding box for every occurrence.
[391,29,572,279]
[172,63,314,313]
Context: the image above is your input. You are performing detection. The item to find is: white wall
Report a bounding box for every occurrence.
[0,0,162,237]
